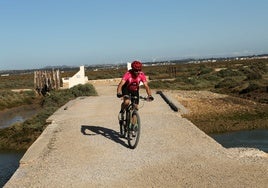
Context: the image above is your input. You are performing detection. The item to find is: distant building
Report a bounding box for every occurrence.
[1,74,9,77]
[62,66,88,88]
[127,62,131,70]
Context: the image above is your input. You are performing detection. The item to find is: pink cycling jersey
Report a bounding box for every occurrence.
[122,71,147,91]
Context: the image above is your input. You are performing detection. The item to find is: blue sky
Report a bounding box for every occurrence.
[1,0,268,70]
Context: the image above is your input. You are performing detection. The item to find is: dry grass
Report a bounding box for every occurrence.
[176,90,268,133]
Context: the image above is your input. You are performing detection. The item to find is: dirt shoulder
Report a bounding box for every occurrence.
[170,90,268,133]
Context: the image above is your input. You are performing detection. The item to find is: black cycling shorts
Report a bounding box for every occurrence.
[122,85,139,104]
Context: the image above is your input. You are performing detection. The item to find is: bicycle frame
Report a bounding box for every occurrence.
[120,95,142,149]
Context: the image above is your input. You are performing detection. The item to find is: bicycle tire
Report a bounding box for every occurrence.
[119,121,125,138]
[127,110,141,149]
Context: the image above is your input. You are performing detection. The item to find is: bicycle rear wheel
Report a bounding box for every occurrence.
[127,110,141,149]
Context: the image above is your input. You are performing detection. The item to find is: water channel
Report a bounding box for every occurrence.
[0,150,25,187]
[0,105,40,187]
[210,129,268,152]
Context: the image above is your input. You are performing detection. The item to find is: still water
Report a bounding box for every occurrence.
[210,129,268,153]
[0,150,25,187]
[0,105,40,129]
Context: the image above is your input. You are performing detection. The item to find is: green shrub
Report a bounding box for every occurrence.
[246,71,262,80]
[184,77,200,85]
[199,66,213,75]
[239,66,252,74]
[249,61,268,74]
[215,78,240,89]
[71,84,97,97]
[200,74,220,82]
[0,90,38,110]
[149,80,174,89]
[239,82,261,94]
[217,68,242,77]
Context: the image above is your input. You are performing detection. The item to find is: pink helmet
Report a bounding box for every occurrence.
[131,61,142,71]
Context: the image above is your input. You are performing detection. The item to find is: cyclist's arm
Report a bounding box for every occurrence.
[117,79,126,94]
[143,81,152,96]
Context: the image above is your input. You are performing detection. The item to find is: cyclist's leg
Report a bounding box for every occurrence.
[121,86,131,112]
[130,90,139,128]
[119,89,130,122]
[130,90,139,110]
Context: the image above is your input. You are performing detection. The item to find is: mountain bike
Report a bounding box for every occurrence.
[118,95,150,149]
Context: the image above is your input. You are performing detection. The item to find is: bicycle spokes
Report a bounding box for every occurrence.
[127,111,141,149]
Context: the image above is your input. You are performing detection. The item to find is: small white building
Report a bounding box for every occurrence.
[62,66,88,88]
[127,62,131,70]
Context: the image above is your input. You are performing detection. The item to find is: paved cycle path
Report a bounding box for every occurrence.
[5,80,268,187]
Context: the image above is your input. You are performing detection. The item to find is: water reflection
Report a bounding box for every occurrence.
[0,105,41,129]
[0,116,24,129]
[210,129,268,153]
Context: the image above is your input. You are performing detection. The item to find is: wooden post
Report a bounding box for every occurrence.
[34,69,61,95]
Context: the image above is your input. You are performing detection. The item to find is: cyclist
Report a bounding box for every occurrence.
[117,60,154,117]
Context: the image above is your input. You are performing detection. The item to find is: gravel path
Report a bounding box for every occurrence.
[5,81,268,187]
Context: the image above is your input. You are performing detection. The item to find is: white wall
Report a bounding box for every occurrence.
[62,66,88,88]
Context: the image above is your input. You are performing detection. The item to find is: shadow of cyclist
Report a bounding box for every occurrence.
[81,125,128,148]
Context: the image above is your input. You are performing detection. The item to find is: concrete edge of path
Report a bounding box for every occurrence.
[19,121,58,165]
[19,99,76,165]
[155,90,189,115]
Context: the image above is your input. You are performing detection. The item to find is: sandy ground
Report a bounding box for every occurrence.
[5,80,268,188]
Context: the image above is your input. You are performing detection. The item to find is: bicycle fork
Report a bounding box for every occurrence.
[127,110,138,130]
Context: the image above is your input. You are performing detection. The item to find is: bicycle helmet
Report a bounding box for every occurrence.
[131,61,142,71]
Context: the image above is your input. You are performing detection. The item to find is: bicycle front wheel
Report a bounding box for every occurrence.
[127,110,141,149]
[119,111,127,138]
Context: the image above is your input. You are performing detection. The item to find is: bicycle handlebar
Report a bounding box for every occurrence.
[121,94,153,102]
[139,96,153,102]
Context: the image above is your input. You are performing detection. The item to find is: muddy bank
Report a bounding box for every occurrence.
[0,104,43,151]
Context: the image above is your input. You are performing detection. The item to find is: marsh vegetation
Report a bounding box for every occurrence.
[0,59,267,150]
